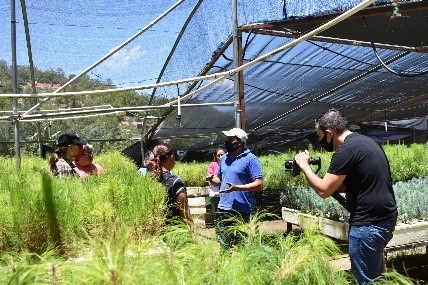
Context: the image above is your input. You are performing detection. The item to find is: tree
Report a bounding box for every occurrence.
[0,62,168,156]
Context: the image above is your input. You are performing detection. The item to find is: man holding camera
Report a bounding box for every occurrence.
[294,109,397,285]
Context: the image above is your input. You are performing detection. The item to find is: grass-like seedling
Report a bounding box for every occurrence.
[0,145,424,284]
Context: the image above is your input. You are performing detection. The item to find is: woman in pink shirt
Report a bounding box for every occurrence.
[206,148,225,221]
[75,144,104,178]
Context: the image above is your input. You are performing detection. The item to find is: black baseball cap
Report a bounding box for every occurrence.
[57,130,87,147]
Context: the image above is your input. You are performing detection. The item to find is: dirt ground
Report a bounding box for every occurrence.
[195,219,428,283]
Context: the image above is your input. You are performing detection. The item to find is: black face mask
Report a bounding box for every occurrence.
[224,140,241,153]
[319,131,334,152]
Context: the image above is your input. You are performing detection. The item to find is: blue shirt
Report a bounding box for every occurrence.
[217,148,263,213]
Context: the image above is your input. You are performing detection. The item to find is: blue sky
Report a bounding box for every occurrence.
[0,0,290,97]
[0,0,190,87]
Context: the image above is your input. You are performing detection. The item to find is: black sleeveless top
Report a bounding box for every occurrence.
[162,171,186,218]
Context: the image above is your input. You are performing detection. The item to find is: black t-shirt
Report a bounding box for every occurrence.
[162,171,186,218]
[328,132,397,226]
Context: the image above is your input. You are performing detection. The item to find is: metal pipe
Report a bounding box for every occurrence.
[0,76,232,122]
[17,101,235,121]
[149,0,203,105]
[11,0,21,168]
[254,51,410,131]
[232,0,242,128]
[252,30,419,53]
[1,72,231,99]
[1,0,376,102]
[20,0,43,157]
[22,0,186,117]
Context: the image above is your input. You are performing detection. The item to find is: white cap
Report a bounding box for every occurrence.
[222,127,248,142]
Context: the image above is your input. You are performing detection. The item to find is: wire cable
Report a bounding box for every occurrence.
[363,16,428,77]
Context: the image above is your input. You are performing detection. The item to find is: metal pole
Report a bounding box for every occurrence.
[232,0,242,128]
[19,0,43,157]
[22,0,186,117]
[140,116,147,167]
[11,0,21,167]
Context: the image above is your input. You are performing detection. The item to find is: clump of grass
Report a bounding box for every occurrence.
[280,184,349,222]
[1,214,418,285]
[174,161,208,187]
[377,270,419,285]
[0,248,63,284]
[213,212,350,284]
[0,152,167,255]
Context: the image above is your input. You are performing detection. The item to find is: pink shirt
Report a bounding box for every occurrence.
[206,161,219,176]
[207,161,219,197]
[74,163,104,178]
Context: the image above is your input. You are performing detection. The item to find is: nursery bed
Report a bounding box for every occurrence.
[282,207,428,269]
[282,207,428,245]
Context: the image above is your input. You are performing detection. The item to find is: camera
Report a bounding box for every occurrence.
[284,157,349,211]
[284,157,321,176]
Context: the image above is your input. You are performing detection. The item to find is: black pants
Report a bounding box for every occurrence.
[215,209,250,249]
[209,196,220,220]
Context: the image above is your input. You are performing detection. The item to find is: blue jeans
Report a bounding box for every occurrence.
[348,215,397,285]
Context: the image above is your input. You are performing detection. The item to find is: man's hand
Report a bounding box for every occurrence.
[294,150,310,168]
[219,182,237,193]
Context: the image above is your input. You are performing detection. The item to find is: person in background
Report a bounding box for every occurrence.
[49,130,87,178]
[294,109,397,285]
[208,128,263,249]
[206,148,225,223]
[74,144,104,178]
[137,151,154,176]
[147,143,193,226]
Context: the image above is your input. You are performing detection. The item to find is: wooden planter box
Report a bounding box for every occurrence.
[186,188,285,226]
[282,207,428,249]
[282,207,348,240]
[187,186,210,197]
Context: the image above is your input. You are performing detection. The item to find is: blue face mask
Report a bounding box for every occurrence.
[319,131,334,152]
[224,139,241,153]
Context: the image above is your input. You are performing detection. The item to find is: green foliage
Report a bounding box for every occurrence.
[393,177,428,224]
[0,152,166,255]
[0,173,418,285]
[173,149,333,188]
[173,144,426,190]
[383,143,428,183]
[280,177,428,223]
[280,185,349,222]
[377,270,419,285]
[0,214,354,285]
[0,63,168,156]
[174,161,208,187]
[173,144,428,223]
[0,249,64,284]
